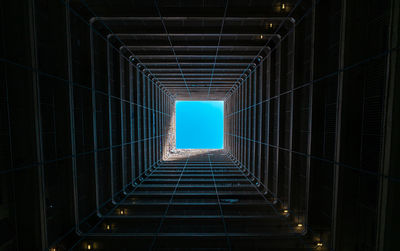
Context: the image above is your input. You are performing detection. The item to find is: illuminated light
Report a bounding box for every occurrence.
[87,244,92,250]
[282,3,286,9]
[297,223,303,227]
[317,243,323,247]
[260,35,263,39]
[50,248,57,251]
[120,209,124,215]
[106,224,110,230]
[283,209,289,213]
[270,23,273,28]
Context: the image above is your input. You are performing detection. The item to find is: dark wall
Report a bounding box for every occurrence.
[0,0,172,250]
[225,0,399,250]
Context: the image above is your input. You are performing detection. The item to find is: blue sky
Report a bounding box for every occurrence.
[176,101,224,149]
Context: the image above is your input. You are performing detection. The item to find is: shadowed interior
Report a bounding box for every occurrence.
[1,0,399,250]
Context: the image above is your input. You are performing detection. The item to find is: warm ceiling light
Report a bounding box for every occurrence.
[297,223,303,227]
[106,224,110,230]
[260,35,263,39]
[282,3,286,10]
[269,23,273,28]
[120,209,124,215]
[317,243,323,247]
[50,248,57,251]
[87,244,92,250]
[283,209,289,213]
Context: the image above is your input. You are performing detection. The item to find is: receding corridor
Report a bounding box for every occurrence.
[1,0,399,250]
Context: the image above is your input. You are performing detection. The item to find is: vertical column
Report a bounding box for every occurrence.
[29,0,47,247]
[142,74,148,173]
[129,63,136,184]
[376,1,400,247]
[247,75,252,173]
[136,69,143,178]
[120,54,127,191]
[161,92,165,159]
[242,83,246,167]
[304,5,315,231]
[287,28,295,208]
[240,84,244,165]
[331,0,346,247]
[257,60,264,182]
[264,54,271,191]
[147,79,152,167]
[89,20,101,215]
[274,43,281,202]
[163,92,166,159]
[66,2,80,228]
[252,69,257,178]
[157,88,161,160]
[151,83,158,164]
[235,90,239,158]
[106,38,116,201]
[158,89,161,160]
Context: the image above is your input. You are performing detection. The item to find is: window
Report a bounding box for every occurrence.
[175,101,224,149]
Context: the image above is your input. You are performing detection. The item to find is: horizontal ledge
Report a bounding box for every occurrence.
[115,33,278,37]
[144,62,250,65]
[136,55,257,59]
[103,215,282,219]
[92,16,295,22]
[81,232,301,238]
[124,45,267,49]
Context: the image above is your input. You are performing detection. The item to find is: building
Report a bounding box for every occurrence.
[1,0,399,250]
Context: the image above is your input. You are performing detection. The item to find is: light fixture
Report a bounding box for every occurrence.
[87,244,92,250]
[260,35,263,39]
[283,209,289,213]
[120,209,124,215]
[106,224,110,230]
[269,23,273,28]
[282,3,286,10]
[316,242,323,247]
[50,248,57,251]
[297,223,303,227]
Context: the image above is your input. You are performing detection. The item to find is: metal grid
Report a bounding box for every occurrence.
[70,151,306,250]
[0,0,398,250]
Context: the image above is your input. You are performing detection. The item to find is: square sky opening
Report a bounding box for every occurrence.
[175,101,224,149]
